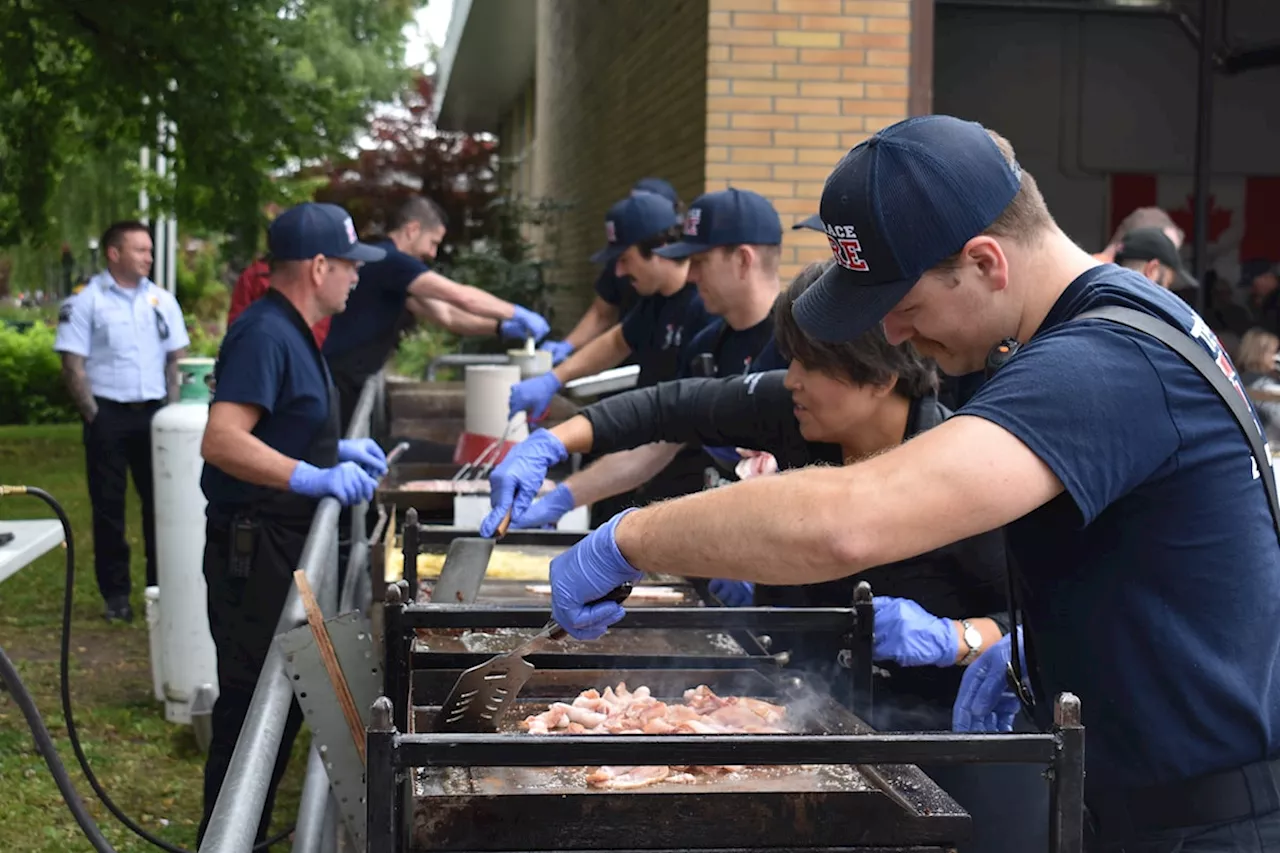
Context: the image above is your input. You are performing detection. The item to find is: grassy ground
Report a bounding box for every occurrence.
[0,424,308,852]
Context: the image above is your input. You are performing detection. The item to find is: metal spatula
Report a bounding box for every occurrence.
[434,584,634,732]
[432,537,495,605]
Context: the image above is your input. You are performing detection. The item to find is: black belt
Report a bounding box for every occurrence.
[96,397,163,411]
[1090,756,1280,839]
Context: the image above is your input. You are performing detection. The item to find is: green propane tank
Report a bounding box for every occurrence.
[177,357,215,403]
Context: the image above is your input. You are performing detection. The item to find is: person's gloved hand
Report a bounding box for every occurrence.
[337,438,387,478]
[288,461,378,506]
[709,579,754,607]
[511,483,576,530]
[872,596,959,668]
[540,339,575,366]
[480,430,569,537]
[953,629,1026,733]
[549,510,644,640]
[703,446,741,466]
[501,306,551,343]
[508,372,562,421]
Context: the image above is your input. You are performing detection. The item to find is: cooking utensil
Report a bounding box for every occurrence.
[383,441,410,470]
[453,415,519,482]
[429,505,514,604]
[434,583,634,732]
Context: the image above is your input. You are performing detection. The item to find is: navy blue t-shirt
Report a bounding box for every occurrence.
[594,266,638,315]
[620,284,714,387]
[678,316,775,379]
[962,265,1280,793]
[201,293,333,510]
[322,239,427,371]
[751,337,788,373]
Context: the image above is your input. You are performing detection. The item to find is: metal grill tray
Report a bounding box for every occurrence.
[408,669,968,851]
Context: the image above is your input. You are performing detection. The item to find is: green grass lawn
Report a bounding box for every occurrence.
[0,424,308,852]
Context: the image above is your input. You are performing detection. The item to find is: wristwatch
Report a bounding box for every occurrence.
[958,620,984,665]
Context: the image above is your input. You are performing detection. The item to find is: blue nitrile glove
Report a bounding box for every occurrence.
[704,446,741,466]
[479,430,569,537]
[508,372,562,421]
[337,438,388,478]
[501,305,551,343]
[288,461,378,507]
[952,629,1026,733]
[549,509,644,640]
[872,596,960,668]
[511,483,577,530]
[709,579,754,607]
[540,339,575,366]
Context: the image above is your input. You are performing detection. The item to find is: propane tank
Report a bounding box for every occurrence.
[150,357,219,724]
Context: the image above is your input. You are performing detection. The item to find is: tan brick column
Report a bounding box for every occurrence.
[705,0,917,284]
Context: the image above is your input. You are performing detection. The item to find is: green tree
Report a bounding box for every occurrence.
[0,0,424,250]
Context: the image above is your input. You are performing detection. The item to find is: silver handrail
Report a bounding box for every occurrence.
[424,352,508,381]
[199,372,382,853]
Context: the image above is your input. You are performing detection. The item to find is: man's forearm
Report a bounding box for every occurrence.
[201,424,300,490]
[564,298,620,349]
[409,295,502,336]
[416,271,515,321]
[165,349,187,402]
[60,356,97,421]
[562,443,683,506]
[552,325,631,385]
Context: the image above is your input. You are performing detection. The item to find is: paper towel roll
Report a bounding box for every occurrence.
[464,364,529,441]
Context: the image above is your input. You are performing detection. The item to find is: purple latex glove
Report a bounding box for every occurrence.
[500,305,551,342]
[709,579,753,607]
[508,372,562,421]
[511,483,576,530]
[479,430,568,537]
[703,446,741,466]
[872,596,959,667]
[287,461,378,506]
[540,339,575,366]
[952,629,1027,733]
[549,509,644,640]
[338,438,387,478]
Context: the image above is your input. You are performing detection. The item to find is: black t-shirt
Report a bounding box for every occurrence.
[619,284,714,387]
[594,266,639,316]
[582,370,1007,720]
[322,239,428,378]
[677,316,775,379]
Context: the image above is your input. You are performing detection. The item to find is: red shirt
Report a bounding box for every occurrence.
[228,258,332,347]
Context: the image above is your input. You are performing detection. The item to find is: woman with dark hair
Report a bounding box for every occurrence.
[482,260,1044,853]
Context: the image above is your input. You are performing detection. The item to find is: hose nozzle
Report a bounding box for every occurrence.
[0,485,28,496]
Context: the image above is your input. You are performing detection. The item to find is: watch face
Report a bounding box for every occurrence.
[964,625,983,650]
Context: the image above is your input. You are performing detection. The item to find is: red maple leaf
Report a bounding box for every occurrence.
[1169,193,1234,244]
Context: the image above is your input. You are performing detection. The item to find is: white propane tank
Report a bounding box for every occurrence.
[150,357,219,725]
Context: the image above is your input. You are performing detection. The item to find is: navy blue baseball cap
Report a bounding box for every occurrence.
[632,177,679,205]
[655,188,782,260]
[792,214,824,232]
[793,115,1022,342]
[590,191,680,265]
[268,203,386,263]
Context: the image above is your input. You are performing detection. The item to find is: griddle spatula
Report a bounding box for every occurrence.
[434,583,633,732]
[432,537,495,604]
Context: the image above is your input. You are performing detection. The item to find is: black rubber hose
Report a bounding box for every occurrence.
[0,641,117,853]
[3,486,294,852]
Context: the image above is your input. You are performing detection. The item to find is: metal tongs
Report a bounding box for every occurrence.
[434,583,634,732]
[453,414,522,482]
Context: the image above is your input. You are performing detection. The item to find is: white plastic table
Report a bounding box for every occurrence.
[0,519,66,585]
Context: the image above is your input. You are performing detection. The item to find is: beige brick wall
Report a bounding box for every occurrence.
[531,0,709,328]
[704,0,913,284]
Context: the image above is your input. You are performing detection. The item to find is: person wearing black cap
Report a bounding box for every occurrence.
[196,202,389,844]
[539,178,682,365]
[1113,226,1200,300]
[547,115,1280,852]
[483,188,786,532]
[506,190,713,421]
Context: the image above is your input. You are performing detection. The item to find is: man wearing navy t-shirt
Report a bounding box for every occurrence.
[323,195,550,430]
[548,116,1280,851]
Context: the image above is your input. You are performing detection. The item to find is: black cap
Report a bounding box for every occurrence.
[793,115,1022,343]
[590,192,679,265]
[792,214,824,232]
[1115,227,1199,292]
[654,188,782,259]
[268,203,386,263]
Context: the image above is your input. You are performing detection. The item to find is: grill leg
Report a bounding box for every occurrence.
[367,697,399,853]
[1050,692,1085,853]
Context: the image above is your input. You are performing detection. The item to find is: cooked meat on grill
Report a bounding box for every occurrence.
[520,683,788,788]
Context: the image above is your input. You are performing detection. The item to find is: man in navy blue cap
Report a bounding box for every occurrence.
[506,190,712,421]
[542,115,1280,852]
[197,202,391,845]
[538,178,683,365]
[484,188,785,533]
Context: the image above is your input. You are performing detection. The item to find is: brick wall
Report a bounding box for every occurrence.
[704,0,914,284]
[532,0,709,327]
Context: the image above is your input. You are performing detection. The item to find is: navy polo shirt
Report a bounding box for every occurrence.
[323,238,426,368]
[201,292,333,510]
[962,265,1280,794]
[678,316,775,379]
[620,284,714,386]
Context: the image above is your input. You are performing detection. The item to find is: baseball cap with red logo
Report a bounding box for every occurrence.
[268,202,386,263]
[793,115,1022,343]
[654,188,781,260]
[589,191,679,265]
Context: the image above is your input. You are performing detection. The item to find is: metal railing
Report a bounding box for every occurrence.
[199,372,384,853]
[423,352,508,381]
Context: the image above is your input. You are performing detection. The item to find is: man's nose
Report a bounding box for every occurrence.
[882,314,912,346]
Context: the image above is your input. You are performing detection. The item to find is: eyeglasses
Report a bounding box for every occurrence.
[154,307,170,341]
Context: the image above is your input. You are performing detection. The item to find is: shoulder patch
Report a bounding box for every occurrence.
[58,302,73,323]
